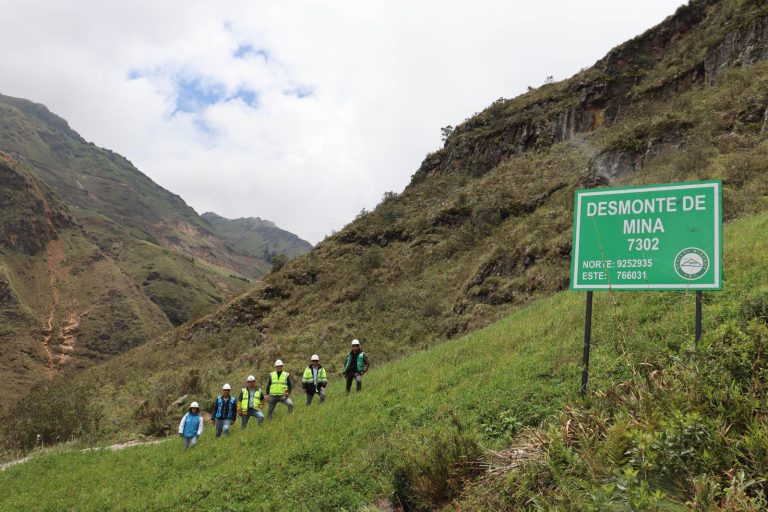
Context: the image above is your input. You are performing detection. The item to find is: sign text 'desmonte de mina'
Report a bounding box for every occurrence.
[570,180,722,291]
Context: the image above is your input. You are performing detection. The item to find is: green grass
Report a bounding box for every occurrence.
[2,210,766,511]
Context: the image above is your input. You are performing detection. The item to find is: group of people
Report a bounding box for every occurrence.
[178,339,370,448]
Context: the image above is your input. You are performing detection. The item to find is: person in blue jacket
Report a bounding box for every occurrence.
[178,401,203,449]
[210,383,237,437]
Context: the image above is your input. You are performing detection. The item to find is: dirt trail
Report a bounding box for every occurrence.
[31,172,79,376]
[41,238,65,380]
[57,311,80,364]
[0,439,166,471]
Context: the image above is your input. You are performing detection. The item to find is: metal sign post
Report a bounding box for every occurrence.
[580,291,593,399]
[570,180,722,397]
[695,290,703,346]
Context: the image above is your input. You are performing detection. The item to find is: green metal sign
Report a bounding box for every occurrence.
[570,180,722,291]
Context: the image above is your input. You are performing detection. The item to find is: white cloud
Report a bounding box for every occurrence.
[0,0,684,243]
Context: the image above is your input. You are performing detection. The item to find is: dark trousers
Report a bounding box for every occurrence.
[305,388,326,405]
[345,372,362,393]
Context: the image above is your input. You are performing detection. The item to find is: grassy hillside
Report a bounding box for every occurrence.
[0,92,260,299]
[0,92,310,281]
[1,208,766,511]
[55,0,768,438]
[75,207,255,326]
[202,212,313,264]
[0,156,177,410]
[0,91,302,393]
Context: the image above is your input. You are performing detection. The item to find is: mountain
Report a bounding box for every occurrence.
[0,155,171,403]
[0,95,309,407]
[201,212,313,264]
[4,0,768,506]
[52,0,768,437]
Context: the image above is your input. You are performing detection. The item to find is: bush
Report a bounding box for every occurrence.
[391,415,482,511]
[740,287,768,324]
[270,254,288,273]
[484,320,768,509]
[134,377,182,436]
[0,380,102,453]
[359,247,383,271]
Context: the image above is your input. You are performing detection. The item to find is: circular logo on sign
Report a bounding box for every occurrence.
[674,248,710,280]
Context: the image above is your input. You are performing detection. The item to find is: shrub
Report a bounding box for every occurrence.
[391,416,482,511]
[485,320,768,509]
[359,247,383,271]
[739,287,768,324]
[270,254,288,273]
[134,377,181,436]
[0,380,102,453]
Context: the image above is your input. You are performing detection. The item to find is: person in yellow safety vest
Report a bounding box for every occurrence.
[266,359,294,419]
[238,375,265,429]
[343,339,370,395]
[302,354,327,405]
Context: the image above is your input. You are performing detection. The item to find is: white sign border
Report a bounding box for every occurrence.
[571,182,721,291]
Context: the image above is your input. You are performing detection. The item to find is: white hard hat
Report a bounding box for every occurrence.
[189,401,199,409]
[246,375,256,382]
[274,359,284,366]
[222,383,231,390]
[351,339,360,346]
[311,354,320,361]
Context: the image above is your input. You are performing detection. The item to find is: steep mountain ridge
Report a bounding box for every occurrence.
[0,154,172,408]
[0,93,263,277]
[0,152,73,254]
[66,0,768,438]
[201,212,313,263]
[0,96,311,404]
[419,0,768,182]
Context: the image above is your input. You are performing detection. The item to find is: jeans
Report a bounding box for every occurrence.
[345,373,363,393]
[240,408,264,429]
[266,395,294,419]
[183,436,198,449]
[214,419,232,437]
[306,389,326,405]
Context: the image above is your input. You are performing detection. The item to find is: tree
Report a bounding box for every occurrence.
[440,125,454,143]
[270,254,288,273]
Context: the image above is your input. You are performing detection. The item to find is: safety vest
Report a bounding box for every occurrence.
[269,371,290,396]
[344,351,365,373]
[240,387,263,411]
[214,396,236,420]
[302,366,327,384]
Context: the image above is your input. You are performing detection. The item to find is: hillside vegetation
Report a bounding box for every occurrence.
[49,0,768,438]
[0,156,171,409]
[201,212,313,264]
[0,94,311,401]
[1,209,766,511]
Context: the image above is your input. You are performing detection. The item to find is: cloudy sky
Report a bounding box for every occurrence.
[0,0,684,243]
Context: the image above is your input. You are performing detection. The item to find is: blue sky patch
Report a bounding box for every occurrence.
[233,88,259,107]
[127,69,144,80]
[285,85,314,99]
[233,44,271,61]
[174,76,228,114]
[193,117,216,136]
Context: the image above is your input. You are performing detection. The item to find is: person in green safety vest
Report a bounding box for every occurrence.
[343,339,369,395]
[302,354,328,405]
[266,359,294,419]
[237,375,265,429]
